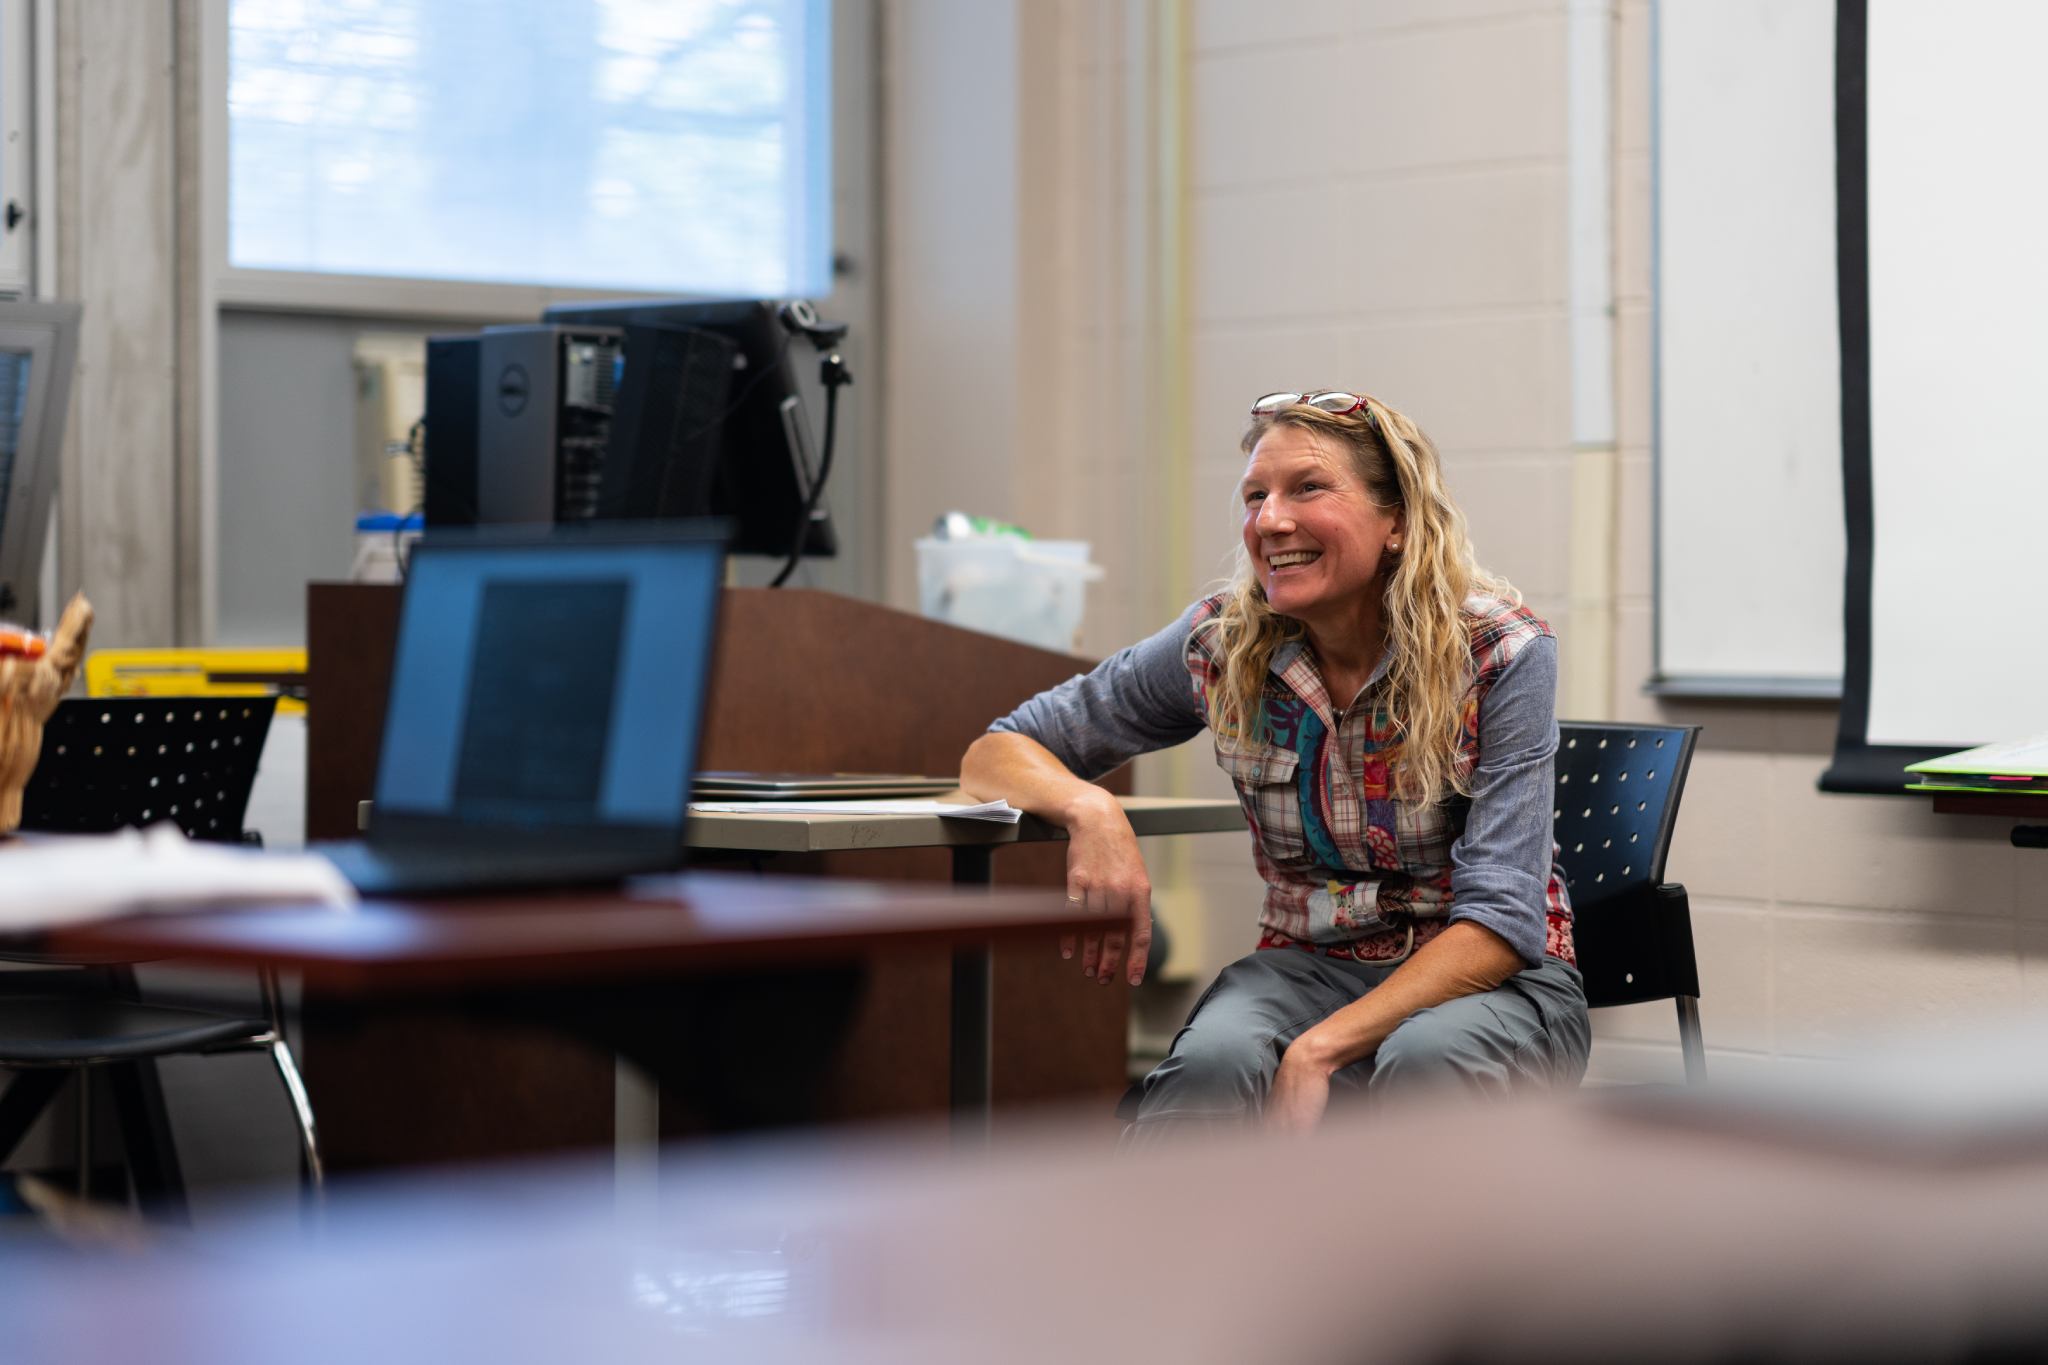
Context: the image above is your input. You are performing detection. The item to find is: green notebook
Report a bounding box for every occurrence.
[1904,734,2048,794]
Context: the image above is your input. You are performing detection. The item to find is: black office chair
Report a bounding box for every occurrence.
[0,697,322,1210]
[1554,722,1704,1083]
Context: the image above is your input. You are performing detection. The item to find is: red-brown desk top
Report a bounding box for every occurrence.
[1930,792,2048,819]
[39,872,1101,996]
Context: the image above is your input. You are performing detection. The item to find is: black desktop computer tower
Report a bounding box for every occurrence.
[423,325,623,526]
[422,334,480,526]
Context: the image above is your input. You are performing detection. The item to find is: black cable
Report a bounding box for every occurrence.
[393,416,428,582]
[769,354,845,587]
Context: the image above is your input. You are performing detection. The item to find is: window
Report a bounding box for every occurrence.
[225,0,831,299]
[0,0,32,297]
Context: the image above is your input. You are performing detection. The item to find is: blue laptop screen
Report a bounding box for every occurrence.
[373,539,719,830]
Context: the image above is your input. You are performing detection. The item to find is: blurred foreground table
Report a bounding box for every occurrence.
[8,1091,2048,1364]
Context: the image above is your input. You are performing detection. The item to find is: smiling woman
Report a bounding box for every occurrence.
[961,391,1589,1145]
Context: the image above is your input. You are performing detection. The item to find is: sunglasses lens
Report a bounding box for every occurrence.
[1304,391,1365,413]
[1250,392,1301,416]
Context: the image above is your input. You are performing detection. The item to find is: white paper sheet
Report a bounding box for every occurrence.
[0,824,356,931]
[689,799,1022,824]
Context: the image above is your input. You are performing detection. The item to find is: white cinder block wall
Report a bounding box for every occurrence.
[882,0,2048,1073]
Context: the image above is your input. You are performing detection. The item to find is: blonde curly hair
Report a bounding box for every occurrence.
[1204,396,1517,804]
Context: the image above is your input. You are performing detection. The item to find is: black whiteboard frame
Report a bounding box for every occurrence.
[1646,0,1845,702]
[1818,0,1951,794]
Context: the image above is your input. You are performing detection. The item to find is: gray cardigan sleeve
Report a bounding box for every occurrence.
[1445,634,1561,968]
[986,604,1208,780]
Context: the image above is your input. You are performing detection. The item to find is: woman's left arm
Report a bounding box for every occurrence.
[1268,636,1561,1130]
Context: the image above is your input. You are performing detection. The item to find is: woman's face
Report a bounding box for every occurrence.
[1239,423,1403,626]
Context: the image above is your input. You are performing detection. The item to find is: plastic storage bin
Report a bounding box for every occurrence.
[915,537,1103,654]
[351,512,424,584]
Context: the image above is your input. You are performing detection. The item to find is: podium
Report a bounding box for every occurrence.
[302,584,1131,1166]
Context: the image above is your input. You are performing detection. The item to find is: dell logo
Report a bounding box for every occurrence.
[497,363,531,417]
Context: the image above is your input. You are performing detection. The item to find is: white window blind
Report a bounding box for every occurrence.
[227,0,831,298]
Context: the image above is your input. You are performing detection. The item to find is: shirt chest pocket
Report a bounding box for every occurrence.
[1214,743,1308,865]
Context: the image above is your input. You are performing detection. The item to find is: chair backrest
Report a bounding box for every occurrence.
[18,696,276,843]
[1554,721,1701,1009]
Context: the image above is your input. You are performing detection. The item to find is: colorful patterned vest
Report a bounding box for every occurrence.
[1185,592,1576,966]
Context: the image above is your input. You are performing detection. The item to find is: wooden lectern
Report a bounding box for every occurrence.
[303,585,1129,1166]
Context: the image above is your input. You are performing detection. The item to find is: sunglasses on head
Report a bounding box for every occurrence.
[1249,391,1376,421]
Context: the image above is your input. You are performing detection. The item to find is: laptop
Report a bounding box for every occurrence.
[316,523,726,896]
[692,772,958,799]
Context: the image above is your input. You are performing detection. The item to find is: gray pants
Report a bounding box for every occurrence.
[1122,948,1591,1148]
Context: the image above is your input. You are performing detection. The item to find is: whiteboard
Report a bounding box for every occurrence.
[1654,0,1843,692]
[1864,0,2048,747]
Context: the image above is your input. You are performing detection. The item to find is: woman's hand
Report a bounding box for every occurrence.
[959,732,1155,987]
[1266,1034,1335,1133]
[1061,789,1153,986]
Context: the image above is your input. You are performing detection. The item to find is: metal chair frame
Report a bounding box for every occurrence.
[0,963,323,1207]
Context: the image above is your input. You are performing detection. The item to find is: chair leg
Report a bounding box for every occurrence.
[0,1070,68,1168]
[106,1061,189,1223]
[1675,996,1707,1084]
[74,1071,91,1200]
[267,1038,324,1196]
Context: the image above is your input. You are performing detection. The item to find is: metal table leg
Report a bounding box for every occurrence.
[949,846,995,1144]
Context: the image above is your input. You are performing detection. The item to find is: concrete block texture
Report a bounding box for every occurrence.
[2020,923,2048,1005]
[1339,15,1570,175]
[1195,185,1359,324]
[1191,0,1352,56]
[1190,47,1355,195]
[1765,759,2019,917]
[1615,450,1652,597]
[1451,455,1573,601]
[1770,911,2022,1059]
[1342,311,1571,454]
[1337,167,1568,316]
[1614,150,1653,306]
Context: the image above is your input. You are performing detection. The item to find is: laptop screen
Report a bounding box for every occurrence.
[372,530,723,836]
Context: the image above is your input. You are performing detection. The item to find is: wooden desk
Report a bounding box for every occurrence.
[1927,792,2048,848]
[44,872,1104,995]
[44,873,1102,1161]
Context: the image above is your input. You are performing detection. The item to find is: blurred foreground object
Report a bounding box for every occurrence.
[0,593,91,831]
[9,1075,2048,1363]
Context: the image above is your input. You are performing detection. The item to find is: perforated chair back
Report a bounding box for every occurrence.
[18,696,276,842]
[1,695,320,1205]
[1554,721,1705,1080]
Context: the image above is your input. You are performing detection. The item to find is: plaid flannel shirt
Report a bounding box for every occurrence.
[1188,593,1576,967]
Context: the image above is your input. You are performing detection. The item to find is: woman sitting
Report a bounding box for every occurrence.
[961,391,1589,1143]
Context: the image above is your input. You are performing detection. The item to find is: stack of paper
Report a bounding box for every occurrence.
[1905,734,2048,794]
[689,798,1022,824]
[0,824,357,932]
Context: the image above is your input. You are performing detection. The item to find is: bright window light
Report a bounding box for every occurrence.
[227,0,831,297]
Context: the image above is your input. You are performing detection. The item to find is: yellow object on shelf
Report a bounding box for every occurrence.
[84,648,308,717]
